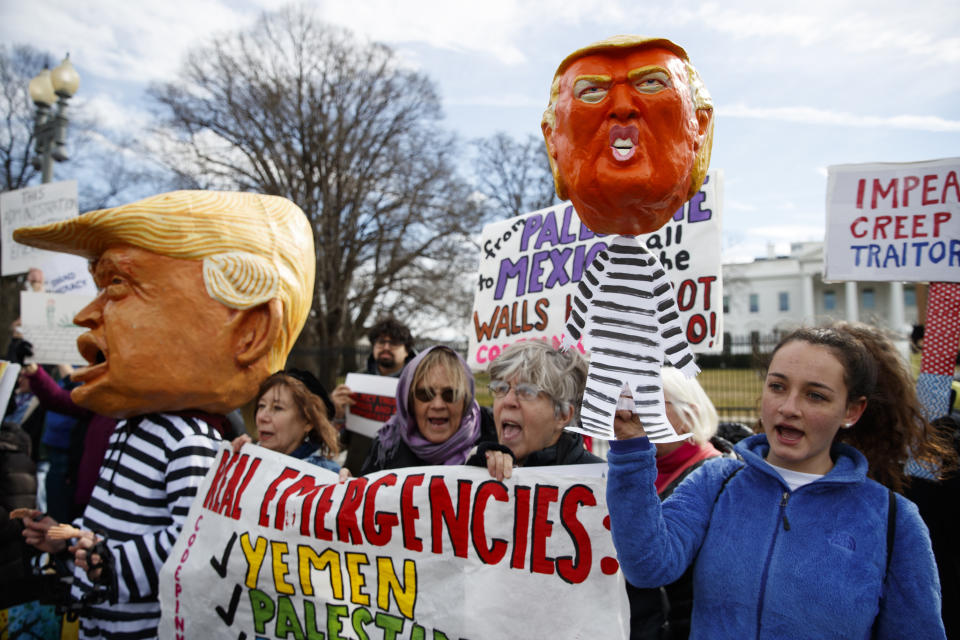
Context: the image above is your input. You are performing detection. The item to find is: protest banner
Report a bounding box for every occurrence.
[1,181,90,284]
[469,170,723,369]
[344,373,400,438]
[158,444,628,639]
[824,158,960,283]
[17,291,93,366]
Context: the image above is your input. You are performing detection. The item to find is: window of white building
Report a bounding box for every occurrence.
[779,292,789,312]
[749,293,759,313]
[824,290,836,311]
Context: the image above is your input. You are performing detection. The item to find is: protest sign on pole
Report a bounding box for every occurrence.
[468,170,723,370]
[824,158,959,283]
[1,180,96,293]
[158,444,628,639]
[18,291,93,366]
[344,373,400,438]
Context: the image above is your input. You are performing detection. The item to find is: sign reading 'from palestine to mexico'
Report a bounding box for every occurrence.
[469,169,723,370]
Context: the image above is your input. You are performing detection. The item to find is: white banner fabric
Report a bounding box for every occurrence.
[158,444,629,639]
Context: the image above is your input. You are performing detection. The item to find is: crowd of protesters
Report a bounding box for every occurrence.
[3,309,958,639]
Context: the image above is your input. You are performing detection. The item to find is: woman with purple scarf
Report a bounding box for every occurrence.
[359,346,498,473]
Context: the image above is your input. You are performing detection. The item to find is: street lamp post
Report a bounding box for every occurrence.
[28,54,80,184]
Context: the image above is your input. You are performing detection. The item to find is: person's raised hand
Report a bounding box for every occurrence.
[330,384,356,422]
[613,409,647,440]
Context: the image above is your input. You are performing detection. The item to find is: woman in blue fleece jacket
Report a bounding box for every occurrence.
[606,323,953,639]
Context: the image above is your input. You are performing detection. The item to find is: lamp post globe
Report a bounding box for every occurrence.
[29,54,80,183]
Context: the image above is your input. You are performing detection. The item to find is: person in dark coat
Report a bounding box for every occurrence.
[360,346,497,474]
[468,341,602,479]
[333,317,418,474]
[0,417,41,609]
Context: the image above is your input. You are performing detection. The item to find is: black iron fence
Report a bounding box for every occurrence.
[289,334,784,426]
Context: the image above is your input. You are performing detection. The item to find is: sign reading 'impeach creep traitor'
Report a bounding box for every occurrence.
[158,444,629,639]
[469,170,724,369]
[825,158,960,282]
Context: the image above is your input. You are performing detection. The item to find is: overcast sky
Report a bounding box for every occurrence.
[3,0,958,263]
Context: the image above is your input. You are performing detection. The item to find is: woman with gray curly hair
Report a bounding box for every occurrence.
[468,341,602,479]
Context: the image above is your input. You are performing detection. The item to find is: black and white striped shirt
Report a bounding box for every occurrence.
[563,236,699,441]
[71,413,220,639]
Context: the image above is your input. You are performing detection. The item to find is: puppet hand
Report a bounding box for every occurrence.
[559,334,579,353]
[613,410,647,440]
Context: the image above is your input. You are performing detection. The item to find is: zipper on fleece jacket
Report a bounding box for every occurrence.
[754,491,791,639]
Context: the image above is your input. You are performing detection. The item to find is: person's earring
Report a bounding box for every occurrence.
[842,422,853,429]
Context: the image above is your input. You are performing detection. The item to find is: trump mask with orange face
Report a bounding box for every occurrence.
[542,35,714,235]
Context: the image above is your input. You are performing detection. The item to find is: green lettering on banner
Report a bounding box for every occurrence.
[375,611,405,640]
[411,624,426,640]
[302,600,325,639]
[326,603,349,640]
[351,606,373,640]
[249,588,276,633]
[276,595,304,640]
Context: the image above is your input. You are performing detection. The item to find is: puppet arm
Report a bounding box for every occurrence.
[651,263,699,378]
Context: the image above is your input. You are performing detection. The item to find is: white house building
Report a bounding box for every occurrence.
[721,241,919,347]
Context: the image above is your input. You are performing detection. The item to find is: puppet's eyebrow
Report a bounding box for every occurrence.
[573,74,612,86]
[627,65,671,82]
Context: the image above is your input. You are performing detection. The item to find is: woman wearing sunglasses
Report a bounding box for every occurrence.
[469,341,602,479]
[359,346,498,474]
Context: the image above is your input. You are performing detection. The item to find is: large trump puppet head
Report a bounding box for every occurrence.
[542,35,714,235]
[13,190,315,418]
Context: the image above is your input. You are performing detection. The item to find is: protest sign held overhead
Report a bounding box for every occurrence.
[469,170,723,370]
[825,157,959,283]
[158,444,629,639]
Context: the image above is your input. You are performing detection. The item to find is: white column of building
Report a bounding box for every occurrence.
[845,281,858,322]
[888,281,905,330]
[887,281,910,361]
[802,273,815,324]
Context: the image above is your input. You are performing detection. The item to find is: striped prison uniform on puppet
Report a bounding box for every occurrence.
[562,235,699,442]
[70,413,220,640]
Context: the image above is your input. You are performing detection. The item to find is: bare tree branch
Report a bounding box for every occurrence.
[147,5,483,385]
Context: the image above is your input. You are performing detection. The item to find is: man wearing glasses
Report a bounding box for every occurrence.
[333,316,418,473]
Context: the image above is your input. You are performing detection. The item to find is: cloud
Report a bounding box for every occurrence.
[720,103,960,132]
[692,2,960,63]
[446,93,542,108]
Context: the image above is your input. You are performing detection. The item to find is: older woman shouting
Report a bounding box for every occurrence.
[470,341,602,478]
[360,346,498,473]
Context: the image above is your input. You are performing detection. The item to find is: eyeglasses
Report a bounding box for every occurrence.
[488,380,543,402]
[374,337,403,348]
[413,386,460,403]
